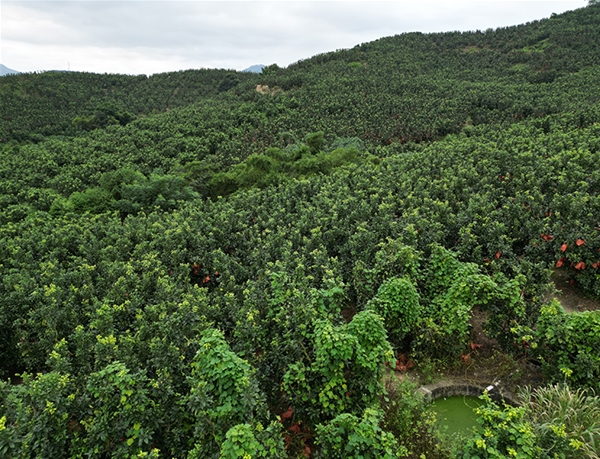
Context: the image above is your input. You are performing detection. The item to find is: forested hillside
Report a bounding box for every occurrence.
[1,4,599,459]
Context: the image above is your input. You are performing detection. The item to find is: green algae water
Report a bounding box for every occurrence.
[431,395,483,437]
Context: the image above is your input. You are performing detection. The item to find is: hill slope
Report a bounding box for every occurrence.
[3,5,600,146]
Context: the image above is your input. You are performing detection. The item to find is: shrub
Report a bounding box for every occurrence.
[77,362,158,458]
[462,385,600,459]
[530,301,600,391]
[461,392,539,459]
[315,407,406,458]
[217,422,287,459]
[0,372,75,459]
[381,377,449,459]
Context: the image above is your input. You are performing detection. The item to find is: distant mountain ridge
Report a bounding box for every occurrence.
[0,64,20,76]
[242,64,265,73]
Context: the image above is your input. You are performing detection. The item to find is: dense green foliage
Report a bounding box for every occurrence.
[515,301,600,392]
[1,4,600,457]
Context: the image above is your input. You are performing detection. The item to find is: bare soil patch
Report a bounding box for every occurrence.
[255,84,283,95]
[549,268,600,313]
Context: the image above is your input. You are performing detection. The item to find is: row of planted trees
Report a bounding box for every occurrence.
[1,107,599,456]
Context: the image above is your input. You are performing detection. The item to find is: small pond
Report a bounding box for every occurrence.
[431,395,484,437]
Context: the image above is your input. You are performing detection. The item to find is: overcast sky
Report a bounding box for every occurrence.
[0,1,588,75]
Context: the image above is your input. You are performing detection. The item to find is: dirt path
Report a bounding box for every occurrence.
[549,269,600,313]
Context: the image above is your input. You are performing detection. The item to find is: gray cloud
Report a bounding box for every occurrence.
[1,1,584,75]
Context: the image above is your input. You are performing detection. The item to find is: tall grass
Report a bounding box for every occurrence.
[519,384,600,459]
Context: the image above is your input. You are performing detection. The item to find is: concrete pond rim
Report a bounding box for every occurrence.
[418,379,519,407]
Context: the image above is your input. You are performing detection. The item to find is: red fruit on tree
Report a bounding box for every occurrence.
[280,407,294,422]
[470,342,482,351]
[561,244,568,252]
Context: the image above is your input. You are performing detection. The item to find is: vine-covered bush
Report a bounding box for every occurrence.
[282,310,394,424]
[415,245,526,358]
[187,329,274,458]
[366,277,421,346]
